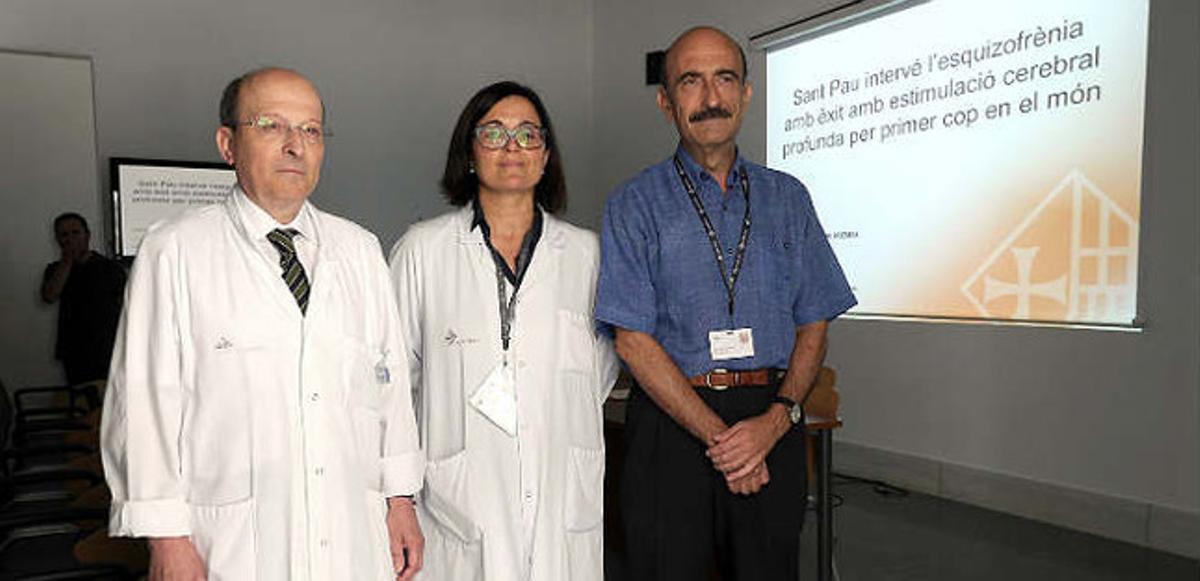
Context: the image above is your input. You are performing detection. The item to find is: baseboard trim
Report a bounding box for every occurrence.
[833,440,1200,560]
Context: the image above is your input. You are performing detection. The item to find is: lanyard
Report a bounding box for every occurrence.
[673,155,752,316]
[495,264,518,353]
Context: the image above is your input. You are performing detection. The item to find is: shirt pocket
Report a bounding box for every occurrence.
[760,234,800,319]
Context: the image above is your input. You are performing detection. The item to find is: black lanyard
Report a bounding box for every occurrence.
[673,155,752,316]
[495,265,518,353]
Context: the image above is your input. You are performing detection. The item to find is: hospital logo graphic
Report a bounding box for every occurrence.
[961,170,1138,323]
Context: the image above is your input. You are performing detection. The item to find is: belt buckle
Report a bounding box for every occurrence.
[707,368,730,390]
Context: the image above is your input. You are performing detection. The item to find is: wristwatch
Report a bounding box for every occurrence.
[771,395,804,426]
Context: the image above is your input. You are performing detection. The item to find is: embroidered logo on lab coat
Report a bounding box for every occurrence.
[443,328,479,347]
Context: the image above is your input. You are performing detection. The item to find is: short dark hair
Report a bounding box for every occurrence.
[53,212,88,233]
[440,81,567,214]
[219,74,246,129]
[659,26,748,91]
[218,68,326,129]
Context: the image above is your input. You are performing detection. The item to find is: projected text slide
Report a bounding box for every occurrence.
[117,164,236,256]
[765,0,1148,325]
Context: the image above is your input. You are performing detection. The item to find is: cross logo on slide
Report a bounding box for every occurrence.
[983,247,1066,319]
[961,170,1138,323]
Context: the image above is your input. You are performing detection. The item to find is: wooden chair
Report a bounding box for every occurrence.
[803,366,840,490]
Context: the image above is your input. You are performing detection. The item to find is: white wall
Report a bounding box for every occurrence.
[592,0,1199,514]
[0,51,99,390]
[0,0,596,386]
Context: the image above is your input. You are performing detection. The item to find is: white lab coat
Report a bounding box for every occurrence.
[389,206,618,581]
[101,190,424,580]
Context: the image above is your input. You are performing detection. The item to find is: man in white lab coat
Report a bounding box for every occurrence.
[101,68,425,580]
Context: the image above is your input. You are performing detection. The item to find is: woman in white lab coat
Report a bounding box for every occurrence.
[389,81,618,581]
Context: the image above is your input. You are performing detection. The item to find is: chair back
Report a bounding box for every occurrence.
[0,378,12,451]
[803,366,839,420]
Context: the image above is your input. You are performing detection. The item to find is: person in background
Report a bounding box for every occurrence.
[101,67,424,580]
[595,26,856,580]
[41,212,127,386]
[389,80,618,580]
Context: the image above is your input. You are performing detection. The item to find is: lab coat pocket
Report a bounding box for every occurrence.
[341,335,387,488]
[338,334,385,409]
[188,339,263,505]
[564,526,603,581]
[420,451,483,579]
[556,309,596,375]
[564,446,604,580]
[558,309,604,449]
[189,497,256,581]
[564,446,604,532]
[562,370,604,450]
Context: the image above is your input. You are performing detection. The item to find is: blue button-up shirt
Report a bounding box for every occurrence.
[596,145,856,378]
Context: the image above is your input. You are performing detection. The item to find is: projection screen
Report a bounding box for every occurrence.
[761,0,1150,328]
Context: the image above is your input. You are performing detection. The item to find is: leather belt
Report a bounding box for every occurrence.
[689,368,786,390]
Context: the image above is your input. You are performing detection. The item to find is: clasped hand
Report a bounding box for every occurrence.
[706,411,787,495]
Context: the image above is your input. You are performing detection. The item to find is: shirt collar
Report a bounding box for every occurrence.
[232,183,315,242]
[673,143,748,192]
[470,197,486,232]
[469,196,544,235]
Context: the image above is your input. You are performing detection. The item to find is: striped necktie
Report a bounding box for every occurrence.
[266,228,310,315]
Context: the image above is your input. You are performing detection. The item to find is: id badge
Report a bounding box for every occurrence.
[709,328,755,361]
[469,363,518,436]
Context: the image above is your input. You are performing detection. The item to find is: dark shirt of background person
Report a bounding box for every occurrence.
[41,212,127,385]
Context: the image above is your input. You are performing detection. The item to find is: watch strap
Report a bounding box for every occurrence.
[771,395,803,425]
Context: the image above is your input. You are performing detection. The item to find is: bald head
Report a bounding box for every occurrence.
[661,26,747,91]
[654,25,752,162]
[220,67,325,129]
[214,67,326,223]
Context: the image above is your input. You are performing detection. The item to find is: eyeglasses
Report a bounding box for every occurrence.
[474,122,546,150]
[237,114,329,145]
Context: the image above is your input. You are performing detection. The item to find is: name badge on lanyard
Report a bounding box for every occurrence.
[468,263,520,437]
[674,156,757,363]
[710,328,755,361]
[470,362,518,436]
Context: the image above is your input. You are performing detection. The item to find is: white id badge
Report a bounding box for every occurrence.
[469,363,518,436]
[709,328,755,361]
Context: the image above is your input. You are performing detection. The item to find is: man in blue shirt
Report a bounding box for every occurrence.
[596,26,856,580]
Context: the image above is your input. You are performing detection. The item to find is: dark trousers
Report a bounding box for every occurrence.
[63,354,110,386]
[621,382,807,581]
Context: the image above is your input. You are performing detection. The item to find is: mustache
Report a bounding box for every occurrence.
[688,107,733,123]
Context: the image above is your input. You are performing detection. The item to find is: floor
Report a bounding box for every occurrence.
[606,475,1200,580]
